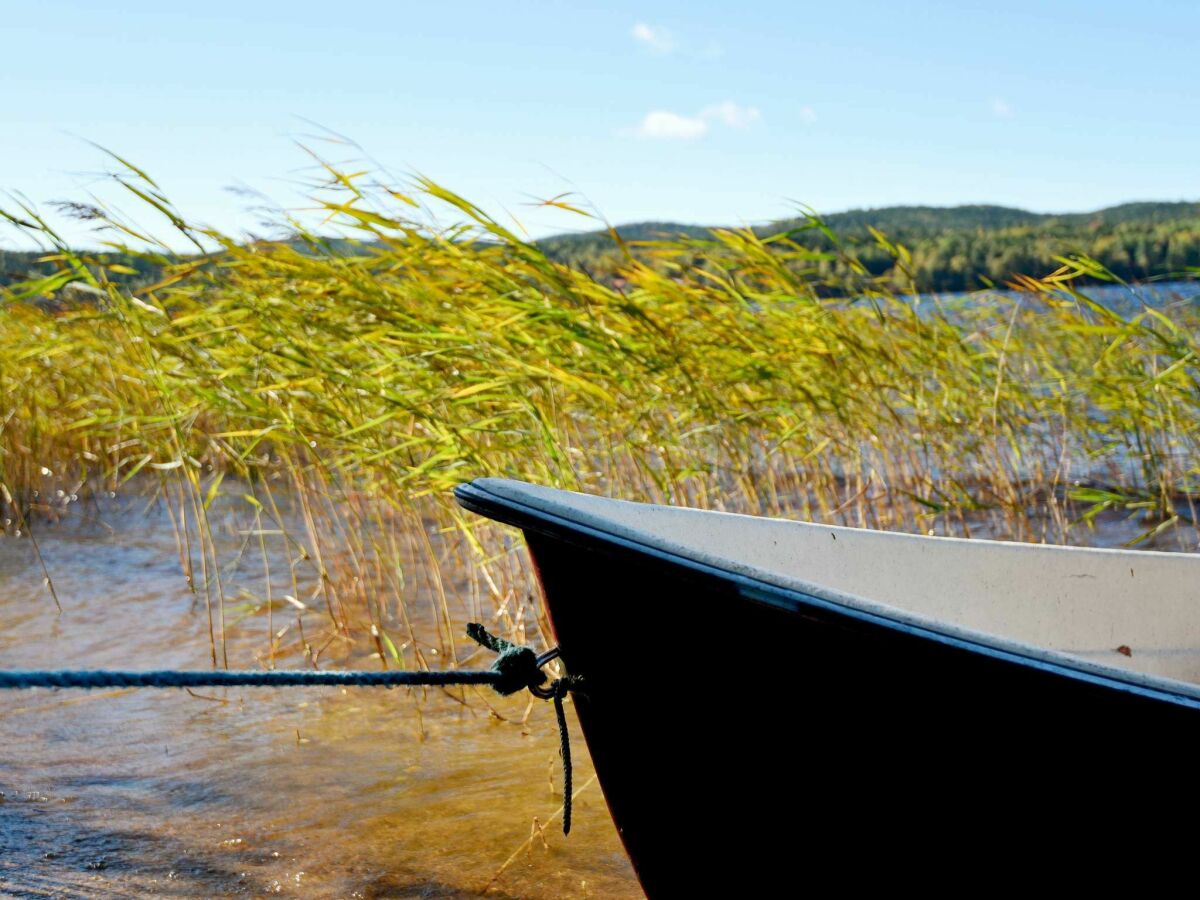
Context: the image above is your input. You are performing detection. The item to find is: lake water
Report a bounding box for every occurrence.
[0,497,640,897]
[927,278,1200,316]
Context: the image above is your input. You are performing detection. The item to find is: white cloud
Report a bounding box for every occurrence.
[799,105,817,124]
[631,101,764,140]
[991,97,1014,118]
[632,22,675,53]
[635,110,709,140]
[701,101,761,129]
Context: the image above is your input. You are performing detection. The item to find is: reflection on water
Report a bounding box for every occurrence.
[0,498,640,897]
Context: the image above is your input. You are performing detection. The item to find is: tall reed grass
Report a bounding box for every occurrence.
[2,155,1197,665]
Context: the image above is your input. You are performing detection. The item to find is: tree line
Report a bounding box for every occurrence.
[539,201,1200,292]
[5,201,1200,297]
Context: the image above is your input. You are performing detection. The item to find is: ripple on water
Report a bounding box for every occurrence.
[0,499,640,898]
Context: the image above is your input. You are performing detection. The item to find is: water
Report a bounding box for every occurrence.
[0,499,639,898]
[926,278,1200,316]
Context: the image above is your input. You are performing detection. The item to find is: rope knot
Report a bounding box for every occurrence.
[465,622,548,696]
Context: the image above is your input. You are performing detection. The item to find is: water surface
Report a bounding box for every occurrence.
[0,499,640,897]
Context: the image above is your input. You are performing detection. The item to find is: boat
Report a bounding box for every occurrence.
[455,477,1200,893]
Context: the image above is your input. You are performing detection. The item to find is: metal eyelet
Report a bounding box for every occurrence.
[528,647,562,699]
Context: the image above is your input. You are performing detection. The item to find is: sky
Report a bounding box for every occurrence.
[3,0,1199,246]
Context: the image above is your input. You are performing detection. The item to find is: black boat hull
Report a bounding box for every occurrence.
[457,482,1200,894]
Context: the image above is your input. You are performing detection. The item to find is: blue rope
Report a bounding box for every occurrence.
[0,623,581,834]
[0,669,502,690]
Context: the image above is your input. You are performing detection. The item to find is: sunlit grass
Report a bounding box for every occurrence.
[2,153,1197,665]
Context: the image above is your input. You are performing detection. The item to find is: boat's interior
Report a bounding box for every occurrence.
[474,479,1200,686]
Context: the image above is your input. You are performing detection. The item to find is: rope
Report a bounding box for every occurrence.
[0,669,503,690]
[0,624,581,834]
[551,679,574,835]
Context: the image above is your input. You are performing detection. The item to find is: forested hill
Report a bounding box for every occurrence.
[540,201,1200,292]
[0,247,160,298]
[790,201,1200,234]
[4,201,1200,296]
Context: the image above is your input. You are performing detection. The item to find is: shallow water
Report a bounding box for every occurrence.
[0,500,640,898]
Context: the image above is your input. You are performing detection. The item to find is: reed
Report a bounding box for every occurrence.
[2,155,1197,665]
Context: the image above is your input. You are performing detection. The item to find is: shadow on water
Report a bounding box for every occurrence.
[0,795,245,897]
[0,788,529,898]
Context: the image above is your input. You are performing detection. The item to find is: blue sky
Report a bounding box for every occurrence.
[3,0,1198,245]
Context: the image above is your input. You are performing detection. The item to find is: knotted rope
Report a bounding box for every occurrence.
[0,624,581,834]
[466,622,578,833]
